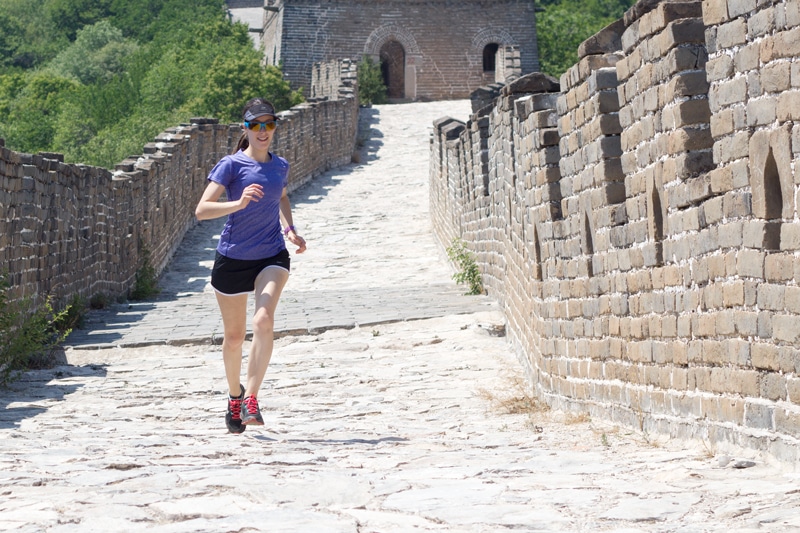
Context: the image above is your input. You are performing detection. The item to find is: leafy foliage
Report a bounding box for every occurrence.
[44,20,138,85]
[0,0,303,168]
[1,72,79,154]
[0,12,24,68]
[357,55,387,106]
[537,0,635,78]
[129,246,161,301]
[202,56,304,123]
[446,239,484,296]
[0,274,76,386]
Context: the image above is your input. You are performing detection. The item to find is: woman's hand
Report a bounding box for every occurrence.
[286,231,307,254]
[196,183,266,221]
[238,184,264,209]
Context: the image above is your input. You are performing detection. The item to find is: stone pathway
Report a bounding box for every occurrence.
[2,101,800,532]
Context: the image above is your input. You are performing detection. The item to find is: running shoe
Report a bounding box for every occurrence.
[225,384,246,434]
[241,395,264,426]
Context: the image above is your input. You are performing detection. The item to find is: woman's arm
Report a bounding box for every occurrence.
[279,187,306,253]
[195,181,264,221]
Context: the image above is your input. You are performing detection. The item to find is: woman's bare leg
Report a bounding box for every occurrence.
[214,292,249,396]
[245,267,289,397]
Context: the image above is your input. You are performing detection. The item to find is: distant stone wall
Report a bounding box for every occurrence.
[0,60,358,313]
[263,0,538,101]
[431,0,800,462]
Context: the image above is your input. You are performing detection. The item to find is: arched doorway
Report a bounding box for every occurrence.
[483,43,499,74]
[380,40,405,99]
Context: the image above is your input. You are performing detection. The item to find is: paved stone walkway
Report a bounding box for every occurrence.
[64,102,494,349]
[2,101,800,532]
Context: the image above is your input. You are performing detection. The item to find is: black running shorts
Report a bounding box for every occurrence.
[211,249,290,296]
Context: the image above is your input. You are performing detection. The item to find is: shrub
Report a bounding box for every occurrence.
[357,55,387,106]
[0,274,75,386]
[128,246,160,301]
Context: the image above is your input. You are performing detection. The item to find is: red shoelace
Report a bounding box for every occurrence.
[229,398,242,420]
[243,395,259,413]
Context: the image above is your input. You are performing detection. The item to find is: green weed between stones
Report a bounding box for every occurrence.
[129,245,160,301]
[446,238,484,295]
[0,273,78,386]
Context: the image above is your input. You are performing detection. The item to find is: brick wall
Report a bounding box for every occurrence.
[0,60,358,313]
[431,0,800,462]
[263,0,539,101]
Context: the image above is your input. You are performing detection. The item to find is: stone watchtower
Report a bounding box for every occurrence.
[261,0,540,101]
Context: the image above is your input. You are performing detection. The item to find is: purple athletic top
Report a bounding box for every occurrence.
[208,150,289,260]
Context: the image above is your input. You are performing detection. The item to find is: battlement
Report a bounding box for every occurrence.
[0,60,358,310]
[431,0,800,461]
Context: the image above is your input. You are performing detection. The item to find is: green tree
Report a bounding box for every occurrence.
[44,20,138,85]
[3,72,79,153]
[537,0,634,78]
[357,55,387,106]
[44,0,112,40]
[202,55,303,123]
[0,0,303,166]
[0,0,68,69]
[0,12,24,69]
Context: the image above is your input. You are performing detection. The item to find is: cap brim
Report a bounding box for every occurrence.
[245,112,277,121]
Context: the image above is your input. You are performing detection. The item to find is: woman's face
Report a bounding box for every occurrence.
[243,115,278,150]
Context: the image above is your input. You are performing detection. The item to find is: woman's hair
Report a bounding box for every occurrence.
[232,97,276,154]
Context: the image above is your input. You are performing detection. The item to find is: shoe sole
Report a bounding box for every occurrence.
[241,417,264,426]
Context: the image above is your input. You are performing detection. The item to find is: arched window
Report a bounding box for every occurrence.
[533,224,543,280]
[763,147,782,250]
[483,43,499,73]
[583,211,594,278]
[650,187,664,266]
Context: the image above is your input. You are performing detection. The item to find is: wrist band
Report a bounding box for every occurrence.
[283,225,296,235]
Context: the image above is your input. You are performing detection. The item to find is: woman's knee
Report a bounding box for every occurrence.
[252,308,275,335]
[223,328,247,348]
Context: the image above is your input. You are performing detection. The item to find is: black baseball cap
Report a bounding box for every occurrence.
[243,101,277,121]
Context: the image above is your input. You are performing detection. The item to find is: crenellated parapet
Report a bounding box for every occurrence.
[431,0,800,462]
[0,60,358,313]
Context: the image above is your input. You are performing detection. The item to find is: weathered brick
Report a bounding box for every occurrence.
[745,402,775,429]
[761,61,792,93]
[703,0,730,25]
[717,18,748,48]
[723,280,745,306]
[710,77,748,110]
[735,310,759,336]
[765,253,794,282]
[746,98,777,126]
[762,372,787,401]
[757,283,785,311]
[752,342,780,370]
[773,314,800,343]
[729,0,757,18]
[737,249,765,278]
[775,408,800,435]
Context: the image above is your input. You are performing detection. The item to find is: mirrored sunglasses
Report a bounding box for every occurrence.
[244,120,278,132]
